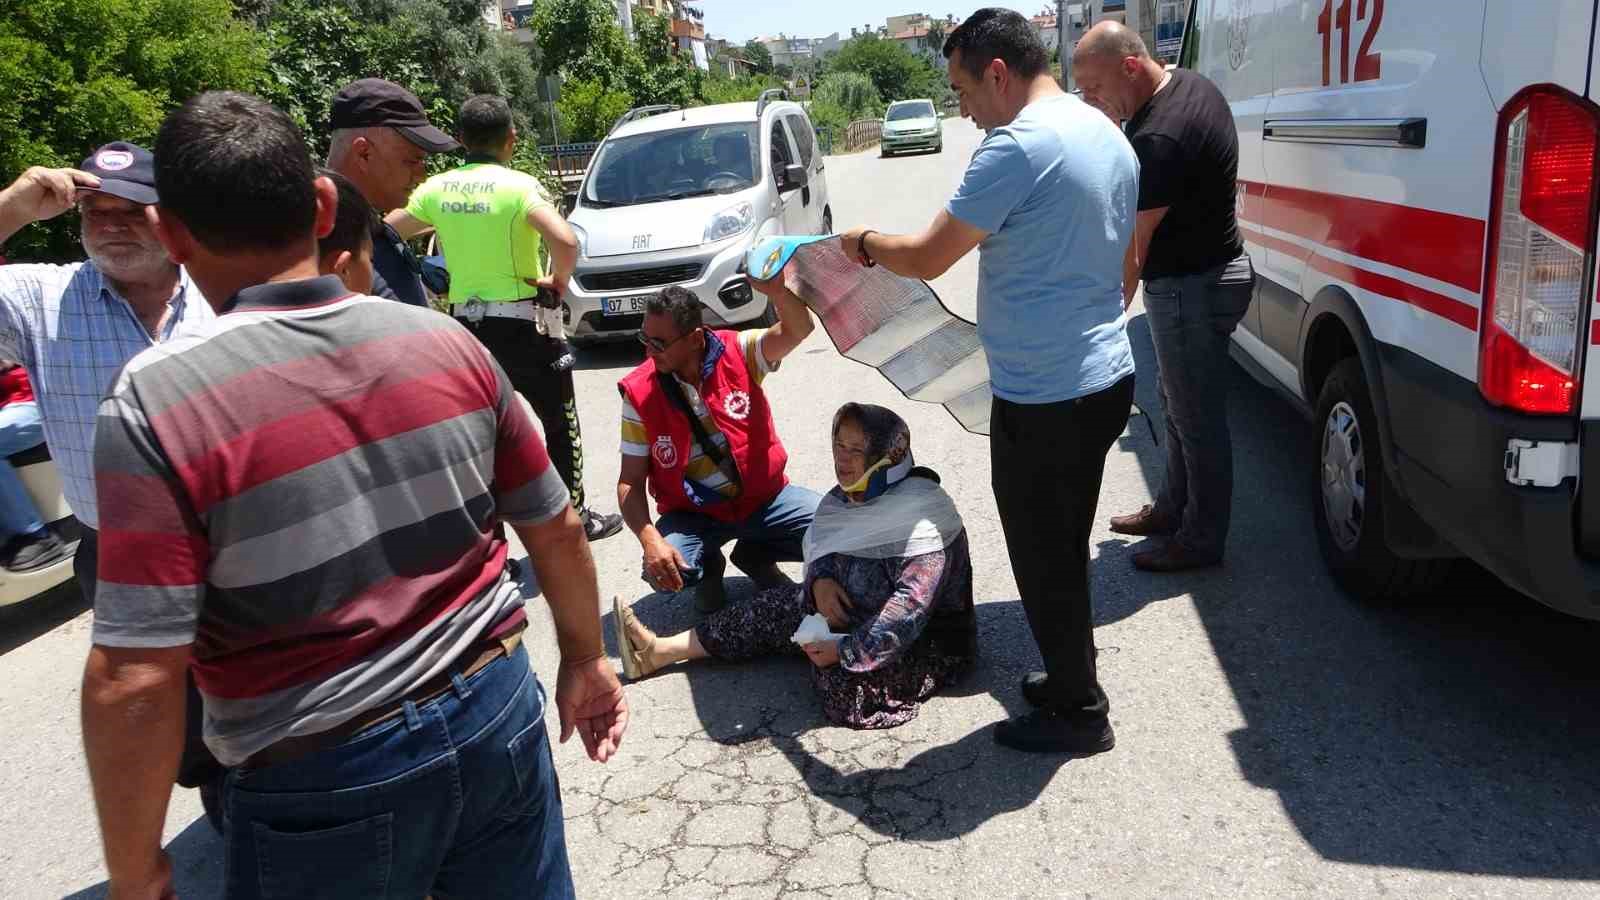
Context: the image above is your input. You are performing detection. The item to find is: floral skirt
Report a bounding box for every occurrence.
[695,586,972,730]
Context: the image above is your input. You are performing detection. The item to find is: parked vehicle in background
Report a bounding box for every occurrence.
[880,99,943,156]
[564,90,832,344]
[1184,0,1600,620]
[0,444,78,608]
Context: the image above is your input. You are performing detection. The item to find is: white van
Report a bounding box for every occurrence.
[564,90,832,342]
[1183,0,1600,619]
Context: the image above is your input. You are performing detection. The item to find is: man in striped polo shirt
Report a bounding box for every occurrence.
[82,91,626,900]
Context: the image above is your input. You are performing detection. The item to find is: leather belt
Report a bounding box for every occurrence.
[241,625,526,771]
[451,299,540,323]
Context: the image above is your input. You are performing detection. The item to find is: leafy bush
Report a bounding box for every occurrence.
[0,0,267,261]
[557,77,634,143]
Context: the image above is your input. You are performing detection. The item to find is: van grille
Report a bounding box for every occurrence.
[579,263,703,292]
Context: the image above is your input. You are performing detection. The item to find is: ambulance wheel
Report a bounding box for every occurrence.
[1312,358,1452,603]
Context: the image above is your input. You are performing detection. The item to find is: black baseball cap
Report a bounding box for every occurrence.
[78,142,158,205]
[329,79,460,153]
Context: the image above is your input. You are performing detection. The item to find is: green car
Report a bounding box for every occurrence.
[880,99,942,157]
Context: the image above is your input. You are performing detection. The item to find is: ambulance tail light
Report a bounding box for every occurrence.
[1481,87,1600,415]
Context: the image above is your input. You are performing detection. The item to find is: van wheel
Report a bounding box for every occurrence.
[1312,358,1452,602]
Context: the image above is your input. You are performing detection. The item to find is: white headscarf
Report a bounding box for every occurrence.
[801,404,964,573]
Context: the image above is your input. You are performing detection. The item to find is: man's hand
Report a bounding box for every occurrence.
[812,577,855,630]
[643,535,688,592]
[108,850,176,900]
[838,226,871,267]
[554,655,628,763]
[2,167,101,223]
[802,639,842,669]
[1,167,102,244]
[524,274,565,309]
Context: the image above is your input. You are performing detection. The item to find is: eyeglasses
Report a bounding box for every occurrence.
[639,327,697,353]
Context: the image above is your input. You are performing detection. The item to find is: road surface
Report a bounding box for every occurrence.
[4,116,1599,899]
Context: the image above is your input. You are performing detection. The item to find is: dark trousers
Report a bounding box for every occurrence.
[469,317,587,511]
[77,525,223,789]
[1144,252,1256,556]
[990,375,1134,719]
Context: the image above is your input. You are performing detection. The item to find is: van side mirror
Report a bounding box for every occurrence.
[780,163,808,191]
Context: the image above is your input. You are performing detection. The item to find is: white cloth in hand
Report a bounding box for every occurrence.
[790,613,845,646]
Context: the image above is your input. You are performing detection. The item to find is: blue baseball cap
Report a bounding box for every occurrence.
[79,142,158,205]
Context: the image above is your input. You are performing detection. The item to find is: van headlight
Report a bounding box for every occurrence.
[704,202,755,244]
[570,223,588,257]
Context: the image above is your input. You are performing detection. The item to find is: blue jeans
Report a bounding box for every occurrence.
[1144,252,1256,557]
[221,644,573,900]
[653,483,823,586]
[0,401,46,539]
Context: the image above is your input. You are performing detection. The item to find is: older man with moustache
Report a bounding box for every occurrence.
[0,143,214,600]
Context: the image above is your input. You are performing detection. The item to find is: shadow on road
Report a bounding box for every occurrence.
[572,341,642,372]
[1120,313,1600,878]
[63,815,222,900]
[0,580,86,658]
[614,592,1077,842]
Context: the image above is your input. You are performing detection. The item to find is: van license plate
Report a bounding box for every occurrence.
[603,296,649,316]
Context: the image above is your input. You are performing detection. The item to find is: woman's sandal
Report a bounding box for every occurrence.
[612,595,660,680]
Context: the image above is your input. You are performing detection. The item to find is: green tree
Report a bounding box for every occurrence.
[827,33,942,104]
[0,0,267,261]
[742,40,774,75]
[625,11,702,107]
[260,0,550,163]
[556,77,632,143]
[533,0,633,89]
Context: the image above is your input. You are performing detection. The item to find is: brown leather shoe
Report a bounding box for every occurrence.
[1109,504,1178,537]
[1132,541,1222,572]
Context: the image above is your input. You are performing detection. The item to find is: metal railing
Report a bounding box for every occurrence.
[539,142,601,181]
[817,118,884,155]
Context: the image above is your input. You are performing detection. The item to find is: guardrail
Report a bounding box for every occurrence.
[539,142,600,182]
[816,118,884,156]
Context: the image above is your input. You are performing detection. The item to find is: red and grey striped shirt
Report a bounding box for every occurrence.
[91,276,569,766]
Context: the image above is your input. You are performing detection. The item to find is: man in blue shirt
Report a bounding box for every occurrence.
[840,7,1138,754]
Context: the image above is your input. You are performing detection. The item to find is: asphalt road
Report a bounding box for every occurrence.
[5,116,1600,899]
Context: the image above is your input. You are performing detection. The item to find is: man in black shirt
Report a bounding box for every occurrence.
[1073,23,1256,572]
[326,78,459,307]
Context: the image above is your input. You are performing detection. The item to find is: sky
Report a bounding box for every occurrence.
[695,2,1050,45]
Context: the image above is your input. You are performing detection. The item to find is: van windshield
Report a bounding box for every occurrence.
[887,102,935,121]
[583,123,760,207]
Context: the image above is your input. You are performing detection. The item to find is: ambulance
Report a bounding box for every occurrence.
[1181,0,1600,619]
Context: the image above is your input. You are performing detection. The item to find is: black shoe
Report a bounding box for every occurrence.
[993,708,1115,755]
[1020,671,1050,708]
[581,509,624,542]
[693,576,728,613]
[741,560,795,591]
[3,530,72,573]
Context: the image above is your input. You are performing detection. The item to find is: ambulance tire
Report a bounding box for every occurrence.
[1312,358,1452,603]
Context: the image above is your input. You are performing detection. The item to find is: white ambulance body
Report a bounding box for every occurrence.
[1182,0,1600,618]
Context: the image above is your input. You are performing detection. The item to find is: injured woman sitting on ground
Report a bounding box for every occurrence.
[614,402,978,729]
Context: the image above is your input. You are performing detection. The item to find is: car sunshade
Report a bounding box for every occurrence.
[747,234,992,435]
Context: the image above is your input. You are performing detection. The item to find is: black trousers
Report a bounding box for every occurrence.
[990,375,1134,719]
[77,525,222,788]
[467,317,587,511]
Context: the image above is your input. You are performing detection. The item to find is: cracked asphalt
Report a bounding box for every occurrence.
[5,117,1600,898]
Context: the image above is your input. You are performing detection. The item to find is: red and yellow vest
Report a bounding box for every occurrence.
[618,330,789,522]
